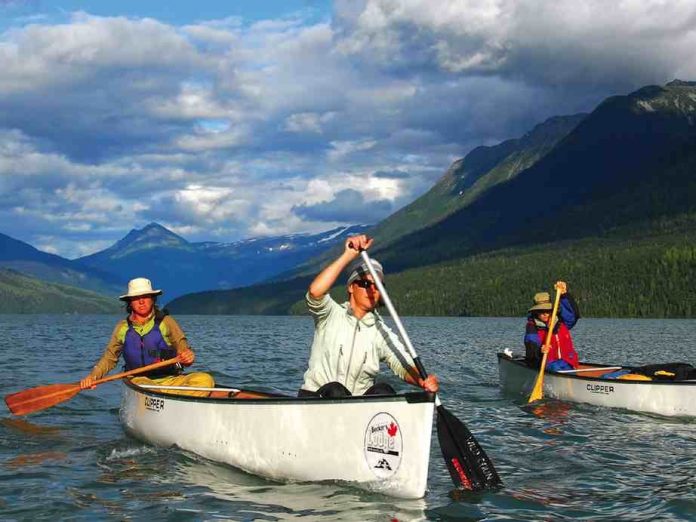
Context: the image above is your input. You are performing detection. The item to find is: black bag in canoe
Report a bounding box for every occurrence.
[631,363,696,381]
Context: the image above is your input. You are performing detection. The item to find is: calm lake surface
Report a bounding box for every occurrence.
[1,315,694,521]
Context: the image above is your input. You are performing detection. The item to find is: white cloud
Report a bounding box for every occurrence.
[0,13,203,94]
[334,0,696,85]
[328,138,378,161]
[283,111,336,133]
[1,2,695,256]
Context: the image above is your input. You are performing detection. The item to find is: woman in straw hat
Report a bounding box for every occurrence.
[524,280,581,371]
[79,277,215,397]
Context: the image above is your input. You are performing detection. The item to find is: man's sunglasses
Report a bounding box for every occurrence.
[353,279,383,290]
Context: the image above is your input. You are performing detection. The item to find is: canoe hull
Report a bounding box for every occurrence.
[120,382,435,499]
[498,353,695,417]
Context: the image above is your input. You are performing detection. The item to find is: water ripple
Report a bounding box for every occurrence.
[1,314,694,520]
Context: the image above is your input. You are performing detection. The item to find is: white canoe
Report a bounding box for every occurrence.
[498,352,696,417]
[119,380,435,499]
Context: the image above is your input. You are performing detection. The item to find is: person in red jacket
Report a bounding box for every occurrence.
[524,281,580,371]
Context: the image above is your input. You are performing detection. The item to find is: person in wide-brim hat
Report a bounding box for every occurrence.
[527,291,553,313]
[79,277,216,398]
[119,277,163,301]
[523,281,581,372]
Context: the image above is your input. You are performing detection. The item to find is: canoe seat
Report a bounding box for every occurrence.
[207,389,284,399]
[209,390,234,399]
[575,365,618,378]
[233,391,274,399]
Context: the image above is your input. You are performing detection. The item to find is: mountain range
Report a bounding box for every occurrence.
[0,268,120,314]
[166,80,696,317]
[0,222,370,309]
[0,232,122,296]
[400,80,696,267]
[3,79,696,316]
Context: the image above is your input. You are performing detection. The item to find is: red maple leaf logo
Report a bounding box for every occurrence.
[387,422,398,437]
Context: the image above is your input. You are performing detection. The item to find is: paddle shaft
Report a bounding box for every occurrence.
[359,250,502,491]
[90,357,181,386]
[359,251,430,389]
[528,288,562,403]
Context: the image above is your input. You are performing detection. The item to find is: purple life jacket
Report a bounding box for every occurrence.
[122,314,178,377]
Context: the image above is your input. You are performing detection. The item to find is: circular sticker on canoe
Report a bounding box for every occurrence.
[364,412,402,478]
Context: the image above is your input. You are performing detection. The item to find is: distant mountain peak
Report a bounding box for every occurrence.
[95,222,190,259]
[126,222,186,243]
[142,222,171,232]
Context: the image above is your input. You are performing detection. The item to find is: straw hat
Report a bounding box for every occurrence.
[119,277,163,301]
[528,291,553,312]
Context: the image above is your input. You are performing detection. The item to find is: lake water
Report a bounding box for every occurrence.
[1,315,694,521]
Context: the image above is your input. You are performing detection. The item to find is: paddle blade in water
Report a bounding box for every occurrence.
[4,383,81,416]
[527,377,544,403]
[436,405,502,491]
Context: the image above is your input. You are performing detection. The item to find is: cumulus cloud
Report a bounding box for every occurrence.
[1,1,695,257]
[283,111,337,133]
[292,188,393,223]
[333,0,696,86]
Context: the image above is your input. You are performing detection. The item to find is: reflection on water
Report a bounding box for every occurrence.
[173,453,430,521]
[5,451,67,469]
[1,418,62,436]
[1,315,695,520]
[525,400,573,435]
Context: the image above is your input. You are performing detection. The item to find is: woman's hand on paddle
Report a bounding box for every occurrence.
[418,374,439,393]
[346,235,373,257]
[80,376,97,390]
[555,280,567,294]
[541,345,551,354]
[179,349,195,366]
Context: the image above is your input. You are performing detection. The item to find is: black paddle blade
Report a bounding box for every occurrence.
[436,405,502,491]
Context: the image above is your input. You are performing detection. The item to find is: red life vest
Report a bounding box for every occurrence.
[537,322,579,369]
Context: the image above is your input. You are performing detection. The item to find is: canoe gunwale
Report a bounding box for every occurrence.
[122,378,436,404]
[497,352,696,386]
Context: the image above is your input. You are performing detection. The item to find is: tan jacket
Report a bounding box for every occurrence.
[89,313,191,380]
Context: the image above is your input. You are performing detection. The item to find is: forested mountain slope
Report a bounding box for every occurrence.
[0,269,121,314]
[168,81,696,317]
[376,81,696,271]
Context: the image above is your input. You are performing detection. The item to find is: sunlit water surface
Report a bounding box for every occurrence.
[1,315,694,521]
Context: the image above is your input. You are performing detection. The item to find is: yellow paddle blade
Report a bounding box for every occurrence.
[528,374,545,403]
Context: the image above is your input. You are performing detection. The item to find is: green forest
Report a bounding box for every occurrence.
[169,219,696,318]
[365,230,696,318]
[0,269,121,314]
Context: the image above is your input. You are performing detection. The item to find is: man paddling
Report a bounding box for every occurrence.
[80,277,215,397]
[298,235,439,397]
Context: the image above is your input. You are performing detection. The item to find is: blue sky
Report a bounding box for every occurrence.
[1,1,333,28]
[1,0,695,257]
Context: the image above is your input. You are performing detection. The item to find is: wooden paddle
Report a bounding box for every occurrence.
[359,250,502,491]
[527,286,562,403]
[4,357,180,416]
